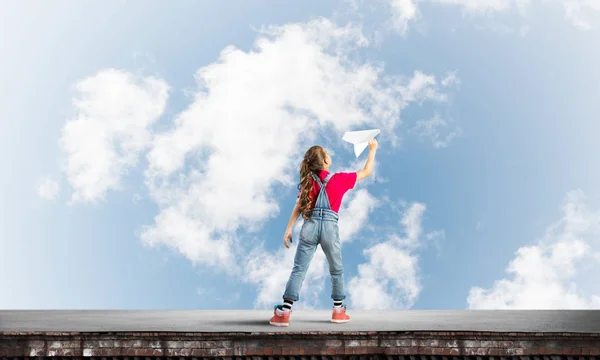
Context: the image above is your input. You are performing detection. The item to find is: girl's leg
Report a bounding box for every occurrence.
[282,220,319,302]
[320,221,345,302]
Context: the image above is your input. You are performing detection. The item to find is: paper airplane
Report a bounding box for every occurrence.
[342,129,380,157]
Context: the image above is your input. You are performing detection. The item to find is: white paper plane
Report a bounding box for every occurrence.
[342,129,380,157]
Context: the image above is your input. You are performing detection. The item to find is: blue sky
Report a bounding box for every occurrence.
[1,0,600,310]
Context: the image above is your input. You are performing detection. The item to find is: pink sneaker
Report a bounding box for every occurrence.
[331,304,350,323]
[269,305,291,327]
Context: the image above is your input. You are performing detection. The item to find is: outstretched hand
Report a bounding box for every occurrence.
[368,138,378,150]
[283,229,293,248]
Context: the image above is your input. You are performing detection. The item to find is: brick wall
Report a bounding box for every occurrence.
[2,331,600,358]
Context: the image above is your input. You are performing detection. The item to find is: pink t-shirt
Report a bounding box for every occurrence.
[297,170,357,213]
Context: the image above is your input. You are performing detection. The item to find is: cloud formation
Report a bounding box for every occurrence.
[468,190,600,309]
[348,202,442,309]
[413,114,462,149]
[388,0,600,34]
[37,177,60,200]
[60,69,169,203]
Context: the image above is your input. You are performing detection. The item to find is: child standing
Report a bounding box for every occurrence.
[269,138,378,327]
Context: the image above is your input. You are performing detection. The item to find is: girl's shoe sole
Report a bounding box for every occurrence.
[269,321,290,327]
[331,319,350,323]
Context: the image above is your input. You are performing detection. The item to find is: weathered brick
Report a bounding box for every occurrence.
[463,340,481,348]
[29,347,45,356]
[325,340,342,347]
[384,347,398,355]
[165,340,183,348]
[132,339,147,347]
[28,340,45,348]
[351,346,366,354]
[143,348,157,356]
[345,339,360,347]
[381,339,411,347]
[98,340,114,348]
[183,340,199,348]
[209,348,232,356]
[200,340,218,348]
[480,340,498,348]
[48,341,64,349]
[501,347,518,356]
[110,339,125,347]
[216,340,233,348]
[420,339,441,347]
[50,348,81,356]
[192,349,208,356]
[165,348,191,356]
[419,347,432,355]
[147,340,161,348]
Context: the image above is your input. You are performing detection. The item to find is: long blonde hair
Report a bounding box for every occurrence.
[298,146,327,219]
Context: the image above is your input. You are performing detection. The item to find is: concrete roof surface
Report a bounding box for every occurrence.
[1,310,599,333]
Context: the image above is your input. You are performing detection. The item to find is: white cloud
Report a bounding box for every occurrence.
[37,177,60,200]
[348,202,434,309]
[425,229,445,256]
[432,0,512,13]
[468,189,600,309]
[390,0,419,35]
[516,0,532,15]
[400,71,449,104]
[140,18,451,274]
[386,0,600,34]
[339,189,380,242]
[60,69,169,203]
[441,71,460,88]
[413,114,462,149]
[563,0,600,30]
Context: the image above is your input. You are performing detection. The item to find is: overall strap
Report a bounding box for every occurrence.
[312,172,332,189]
[312,172,334,211]
[311,173,323,187]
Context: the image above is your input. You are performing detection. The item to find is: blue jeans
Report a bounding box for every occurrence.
[283,208,346,302]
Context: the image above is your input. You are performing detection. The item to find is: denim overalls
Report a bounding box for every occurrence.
[283,172,346,302]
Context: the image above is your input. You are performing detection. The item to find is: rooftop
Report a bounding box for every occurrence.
[2,310,600,333]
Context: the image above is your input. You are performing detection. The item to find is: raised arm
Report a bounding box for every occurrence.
[356,138,378,182]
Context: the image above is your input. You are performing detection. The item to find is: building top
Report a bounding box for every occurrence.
[1,310,599,333]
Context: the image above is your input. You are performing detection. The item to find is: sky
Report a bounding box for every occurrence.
[1,0,600,311]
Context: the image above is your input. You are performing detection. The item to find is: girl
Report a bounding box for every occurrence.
[270,138,378,327]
